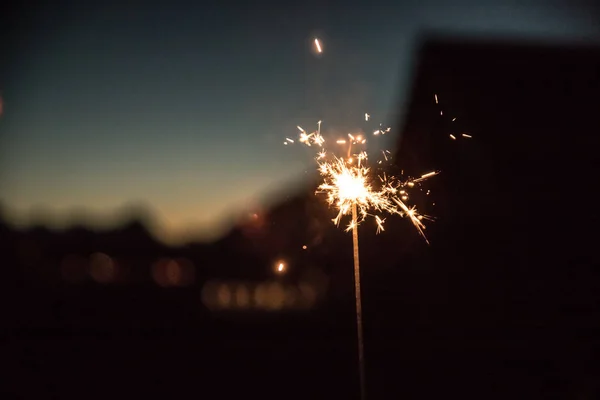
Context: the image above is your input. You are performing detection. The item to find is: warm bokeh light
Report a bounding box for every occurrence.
[234,284,251,309]
[275,261,286,273]
[89,252,117,284]
[200,279,319,311]
[217,283,232,308]
[151,257,195,287]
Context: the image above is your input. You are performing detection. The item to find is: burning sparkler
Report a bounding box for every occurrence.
[291,117,437,240]
[287,115,438,400]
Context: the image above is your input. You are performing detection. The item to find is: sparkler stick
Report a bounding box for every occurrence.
[352,202,367,400]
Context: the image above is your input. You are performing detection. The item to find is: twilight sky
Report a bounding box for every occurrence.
[1,0,599,244]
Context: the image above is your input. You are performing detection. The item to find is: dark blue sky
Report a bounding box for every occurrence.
[1,1,599,243]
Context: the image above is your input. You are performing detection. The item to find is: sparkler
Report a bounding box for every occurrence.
[287,115,438,400]
[291,118,437,240]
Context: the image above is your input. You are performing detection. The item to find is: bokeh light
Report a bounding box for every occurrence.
[151,257,195,287]
[89,252,117,284]
[216,283,232,308]
[233,283,251,309]
[275,260,286,274]
[201,279,320,312]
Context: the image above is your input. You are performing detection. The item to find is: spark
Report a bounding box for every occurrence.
[452,117,457,122]
[434,94,438,104]
[365,113,370,121]
[357,151,368,166]
[314,38,322,53]
[288,118,438,241]
[285,125,324,147]
[449,134,456,140]
[462,133,472,138]
[409,171,439,184]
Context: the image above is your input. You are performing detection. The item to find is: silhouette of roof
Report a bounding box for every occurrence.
[391,35,600,329]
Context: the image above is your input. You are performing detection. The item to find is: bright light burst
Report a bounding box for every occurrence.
[289,116,438,243]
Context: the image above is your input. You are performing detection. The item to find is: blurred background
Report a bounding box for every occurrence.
[2,1,600,399]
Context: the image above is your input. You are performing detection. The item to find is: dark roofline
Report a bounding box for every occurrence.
[414,31,600,55]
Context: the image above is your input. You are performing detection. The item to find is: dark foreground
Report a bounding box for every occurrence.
[2,281,598,400]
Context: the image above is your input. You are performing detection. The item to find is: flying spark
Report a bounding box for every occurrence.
[436,92,474,141]
[314,38,322,53]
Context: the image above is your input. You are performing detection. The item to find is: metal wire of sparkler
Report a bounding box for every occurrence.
[286,115,438,400]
